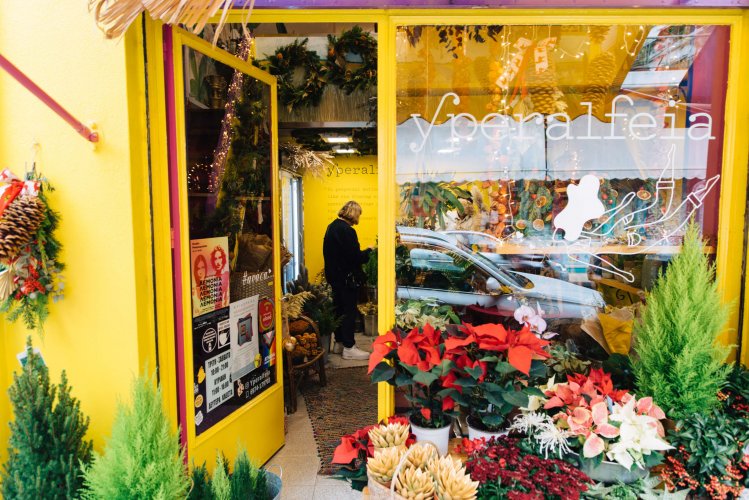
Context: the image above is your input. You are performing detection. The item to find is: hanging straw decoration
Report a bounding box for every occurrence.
[89,0,255,43]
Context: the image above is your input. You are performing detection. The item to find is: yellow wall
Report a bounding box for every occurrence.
[303,155,379,279]
[0,2,153,460]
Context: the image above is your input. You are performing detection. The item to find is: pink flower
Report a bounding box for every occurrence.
[591,401,620,438]
[567,407,593,435]
[583,433,605,458]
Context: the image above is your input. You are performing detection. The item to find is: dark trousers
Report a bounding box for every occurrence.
[331,284,358,348]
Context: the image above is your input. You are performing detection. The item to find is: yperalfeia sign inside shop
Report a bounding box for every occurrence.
[190,238,277,435]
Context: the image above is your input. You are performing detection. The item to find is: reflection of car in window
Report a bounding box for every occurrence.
[397,226,605,321]
[442,230,569,281]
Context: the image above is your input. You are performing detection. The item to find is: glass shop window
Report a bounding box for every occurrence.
[394,24,729,358]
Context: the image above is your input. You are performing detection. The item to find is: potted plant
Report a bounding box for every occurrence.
[358,302,378,337]
[368,324,459,455]
[441,322,550,440]
[539,369,672,483]
[363,245,378,302]
[394,298,459,331]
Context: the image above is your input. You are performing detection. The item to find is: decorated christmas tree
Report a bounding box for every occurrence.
[633,221,731,419]
[1,338,92,499]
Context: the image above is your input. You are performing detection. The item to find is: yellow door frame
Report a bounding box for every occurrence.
[143,8,749,446]
[165,27,284,466]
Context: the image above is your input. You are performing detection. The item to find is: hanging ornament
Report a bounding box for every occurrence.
[527,38,567,115]
[581,51,617,115]
[588,26,611,45]
[0,169,64,332]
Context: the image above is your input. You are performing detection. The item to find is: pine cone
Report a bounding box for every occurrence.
[0,196,45,261]
[581,52,617,115]
[528,63,566,115]
[588,26,611,44]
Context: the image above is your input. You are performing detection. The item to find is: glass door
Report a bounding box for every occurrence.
[168,27,283,466]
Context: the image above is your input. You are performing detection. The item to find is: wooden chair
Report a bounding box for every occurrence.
[283,314,327,414]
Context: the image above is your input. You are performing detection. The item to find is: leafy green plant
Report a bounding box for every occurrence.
[363,246,378,288]
[1,338,93,500]
[632,222,731,419]
[661,408,749,498]
[211,453,231,500]
[394,298,459,331]
[583,476,688,499]
[189,51,211,106]
[545,340,591,378]
[602,353,636,392]
[400,181,471,230]
[81,373,189,500]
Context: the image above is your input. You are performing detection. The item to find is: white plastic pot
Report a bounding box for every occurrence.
[409,416,452,455]
[466,416,509,442]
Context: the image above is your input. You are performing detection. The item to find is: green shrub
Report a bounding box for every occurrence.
[187,463,212,500]
[231,449,267,500]
[81,373,189,499]
[1,338,93,500]
[211,453,231,500]
[632,222,731,419]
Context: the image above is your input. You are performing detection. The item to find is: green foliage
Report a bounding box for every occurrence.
[1,173,65,332]
[546,340,591,378]
[667,408,749,492]
[632,222,731,419]
[363,246,378,288]
[394,298,459,331]
[1,338,92,500]
[400,181,471,230]
[230,449,266,500]
[287,268,342,336]
[81,373,189,500]
[583,476,688,499]
[211,454,231,500]
[187,463,212,500]
[602,353,636,392]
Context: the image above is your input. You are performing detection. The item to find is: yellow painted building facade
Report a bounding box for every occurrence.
[1,3,749,472]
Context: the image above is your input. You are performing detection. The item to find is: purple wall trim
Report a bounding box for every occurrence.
[163,25,189,457]
[246,0,749,7]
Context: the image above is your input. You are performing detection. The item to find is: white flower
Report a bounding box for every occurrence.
[510,411,572,459]
[523,376,556,412]
[513,304,535,324]
[606,398,673,469]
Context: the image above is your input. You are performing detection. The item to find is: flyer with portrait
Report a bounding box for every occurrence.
[229,295,260,380]
[190,237,230,318]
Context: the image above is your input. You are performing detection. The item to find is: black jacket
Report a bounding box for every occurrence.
[323,218,370,288]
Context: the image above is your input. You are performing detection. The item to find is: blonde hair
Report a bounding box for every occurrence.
[338,201,363,223]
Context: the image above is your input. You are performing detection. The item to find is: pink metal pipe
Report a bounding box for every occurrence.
[0,53,99,143]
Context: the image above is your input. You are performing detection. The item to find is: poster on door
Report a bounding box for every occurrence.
[190,237,230,318]
[192,288,277,436]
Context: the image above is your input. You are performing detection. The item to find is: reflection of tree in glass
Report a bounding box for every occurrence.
[400,182,471,230]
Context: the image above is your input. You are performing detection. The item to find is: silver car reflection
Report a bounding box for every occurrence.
[396,226,605,321]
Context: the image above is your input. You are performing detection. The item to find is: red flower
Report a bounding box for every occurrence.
[421,407,431,421]
[368,329,401,373]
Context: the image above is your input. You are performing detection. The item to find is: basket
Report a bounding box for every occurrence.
[367,441,439,500]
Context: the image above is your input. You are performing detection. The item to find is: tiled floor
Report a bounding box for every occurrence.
[266,333,376,500]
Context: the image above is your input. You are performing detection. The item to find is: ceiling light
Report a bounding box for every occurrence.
[321,134,352,144]
[333,147,358,154]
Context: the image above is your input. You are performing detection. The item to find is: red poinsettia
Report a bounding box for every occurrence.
[442,323,550,433]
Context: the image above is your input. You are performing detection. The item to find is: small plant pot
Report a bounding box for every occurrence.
[265,468,282,499]
[366,285,378,302]
[569,452,649,484]
[363,314,378,336]
[466,415,509,442]
[409,415,452,456]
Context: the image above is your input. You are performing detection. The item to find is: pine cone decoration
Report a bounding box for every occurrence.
[528,65,566,115]
[0,196,45,261]
[581,52,617,115]
[588,26,611,44]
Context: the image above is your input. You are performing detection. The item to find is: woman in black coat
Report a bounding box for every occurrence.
[323,201,372,360]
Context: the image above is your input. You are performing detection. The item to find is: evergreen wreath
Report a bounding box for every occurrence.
[264,38,326,111]
[326,26,377,94]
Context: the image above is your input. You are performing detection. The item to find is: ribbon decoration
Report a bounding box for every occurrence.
[533,37,557,74]
[495,37,533,91]
[0,169,41,218]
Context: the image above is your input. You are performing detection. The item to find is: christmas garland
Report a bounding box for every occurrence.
[0,170,64,332]
[264,38,326,111]
[515,181,553,234]
[326,26,377,94]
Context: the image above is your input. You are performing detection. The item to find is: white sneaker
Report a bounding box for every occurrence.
[342,345,370,360]
[331,341,344,355]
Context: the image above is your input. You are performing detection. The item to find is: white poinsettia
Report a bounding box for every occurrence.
[524,376,558,412]
[606,398,672,469]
